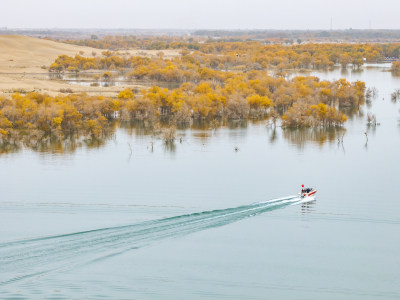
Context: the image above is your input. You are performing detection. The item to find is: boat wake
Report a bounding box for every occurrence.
[0,195,306,285]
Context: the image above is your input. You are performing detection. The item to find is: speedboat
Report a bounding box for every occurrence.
[299,185,317,199]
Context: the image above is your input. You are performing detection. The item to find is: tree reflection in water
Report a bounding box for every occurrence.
[1,119,350,155]
[282,127,347,148]
[0,131,115,155]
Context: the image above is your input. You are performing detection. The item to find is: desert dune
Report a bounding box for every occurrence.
[0,35,173,96]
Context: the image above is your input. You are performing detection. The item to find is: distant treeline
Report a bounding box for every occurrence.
[49,42,400,81]
[192,29,400,40]
[58,37,400,69]
[61,35,400,57]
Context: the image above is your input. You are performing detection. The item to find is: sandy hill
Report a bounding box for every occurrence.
[0,35,99,74]
[0,35,180,74]
[0,35,136,96]
[0,35,180,96]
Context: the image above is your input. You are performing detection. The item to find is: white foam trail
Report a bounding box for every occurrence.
[255,195,298,205]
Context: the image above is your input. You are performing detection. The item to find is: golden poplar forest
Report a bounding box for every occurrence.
[2,37,392,148]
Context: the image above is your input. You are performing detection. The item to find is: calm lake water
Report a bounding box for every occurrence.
[1,64,400,299]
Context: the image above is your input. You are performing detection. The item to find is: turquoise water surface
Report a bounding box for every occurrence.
[1,65,399,299]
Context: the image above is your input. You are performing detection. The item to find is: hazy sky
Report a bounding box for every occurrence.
[1,0,399,30]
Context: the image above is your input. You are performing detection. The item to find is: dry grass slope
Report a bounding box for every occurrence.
[0,35,98,73]
[0,35,161,96]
